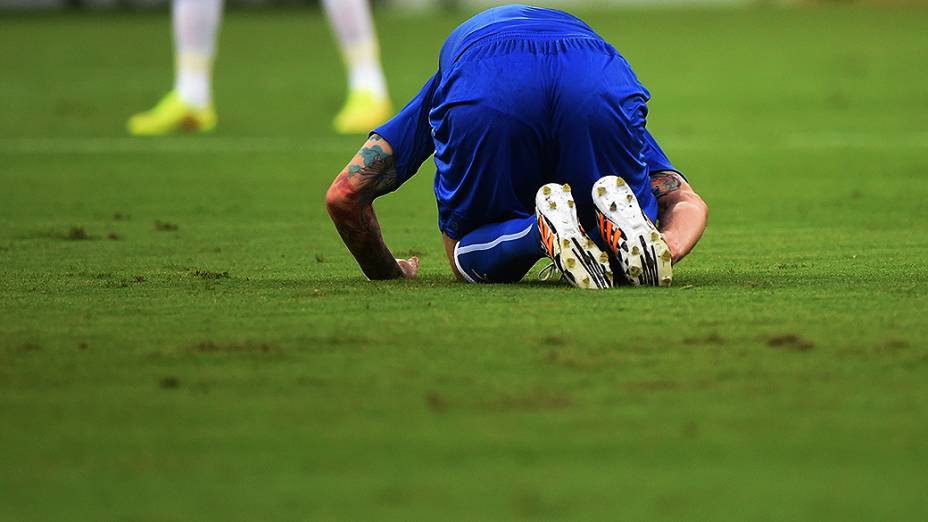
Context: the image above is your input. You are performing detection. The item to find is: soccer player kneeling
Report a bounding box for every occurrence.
[326,5,708,288]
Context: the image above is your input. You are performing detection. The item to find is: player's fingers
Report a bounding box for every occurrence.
[397,257,419,279]
[406,257,420,278]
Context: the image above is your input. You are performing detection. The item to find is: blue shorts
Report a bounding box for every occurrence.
[374,34,678,240]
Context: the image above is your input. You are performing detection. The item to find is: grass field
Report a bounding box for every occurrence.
[2,4,927,520]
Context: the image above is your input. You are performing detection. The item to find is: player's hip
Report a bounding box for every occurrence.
[430,41,648,131]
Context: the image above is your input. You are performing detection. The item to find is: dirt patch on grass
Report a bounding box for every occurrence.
[190,269,230,280]
[116,276,145,288]
[424,390,448,413]
[767,333,814,352]
[901,352,928,369]
[65,226,95,240]
[191,340,278,354]
[94,273,146,288]
[299,334,371,350]
[683,333,726,345]
[159,376,181,389]
[542,347,617,371]
[112,212,130,221]
[540,335,567,346]
[880,339,910,351]
[154,220,179,232]
[776,263,811,270]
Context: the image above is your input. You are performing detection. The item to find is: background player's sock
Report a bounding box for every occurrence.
[453,216,544,284]
[173,0,223,109]
[321,0,387,99]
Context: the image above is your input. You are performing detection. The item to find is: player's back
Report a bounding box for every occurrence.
[374,5,664,241]
[438,5,600,70]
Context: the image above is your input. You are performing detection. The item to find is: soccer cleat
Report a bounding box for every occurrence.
[535,183,612,289]
[593,176,673,287]
[332,90,393,135]
[127,91,217,136]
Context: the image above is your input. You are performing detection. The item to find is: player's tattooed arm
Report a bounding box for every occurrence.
[325,134,418,280]
[650,171,684,199]
[649,170,709,265]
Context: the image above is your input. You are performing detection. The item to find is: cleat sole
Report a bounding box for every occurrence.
[592,176,673,287]
[535,183,613,290]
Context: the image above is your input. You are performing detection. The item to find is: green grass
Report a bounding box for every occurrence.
[2,5,927,520]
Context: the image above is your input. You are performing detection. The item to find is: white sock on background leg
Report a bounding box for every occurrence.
[321,0,388,99]
[173,0,223,108]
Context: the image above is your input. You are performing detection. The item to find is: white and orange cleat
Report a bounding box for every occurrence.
[593,176,673,287]
[535,183,612,289]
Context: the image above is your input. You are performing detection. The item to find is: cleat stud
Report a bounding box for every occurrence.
[567,199,575,208]
[626,194,634,202]
[599,252,609,263]
[597,186,607,196]
[609,202,617,212]
[661,250,672,262]
[566,258,576,268]
[661,276,672,287]
[562,183,571,193]
[562,239,571,248]
[542,186,552,196]
[629,266,642,277]
[631,246,640,256]
[586,239,594,248]
[616,178,625,186]
[651,232,660,242]
[582,276,590,287]
[549,201,557,210]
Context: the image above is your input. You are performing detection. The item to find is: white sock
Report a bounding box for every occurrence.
[173,0,223,109]
[321,0,388,99]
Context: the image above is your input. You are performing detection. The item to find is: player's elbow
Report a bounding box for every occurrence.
[660,188,709,228]
[324,184,343,212]
[325,179,356,219]
[678,185,709,221]
[690,190,709,222]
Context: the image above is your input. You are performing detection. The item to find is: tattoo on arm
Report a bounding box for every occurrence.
[650,171,684,199]
[344,140,398,197]
[326,134,403,279]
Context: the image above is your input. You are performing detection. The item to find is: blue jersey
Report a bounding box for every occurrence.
[373,5,679,240]
[438,5,598,69]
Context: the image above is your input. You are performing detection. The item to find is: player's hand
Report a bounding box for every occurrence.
[396,257,419,279]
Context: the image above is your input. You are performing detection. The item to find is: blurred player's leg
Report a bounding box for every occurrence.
[128,0,222,136]
[322,0,392,134]
[173,0,222,110]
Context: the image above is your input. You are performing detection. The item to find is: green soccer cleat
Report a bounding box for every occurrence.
[332,89,392,135]
[127,91,217,136]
